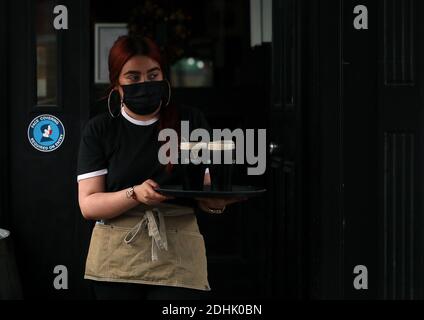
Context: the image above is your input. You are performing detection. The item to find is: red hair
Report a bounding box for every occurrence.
[108,35,180,173]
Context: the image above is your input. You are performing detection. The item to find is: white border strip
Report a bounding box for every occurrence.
[250,0,262,47]
[77,169,108,182]
[94,23,127,84]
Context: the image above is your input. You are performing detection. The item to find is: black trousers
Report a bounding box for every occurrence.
[90,280,210,300]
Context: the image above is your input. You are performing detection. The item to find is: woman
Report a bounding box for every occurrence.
[77,35,244,300]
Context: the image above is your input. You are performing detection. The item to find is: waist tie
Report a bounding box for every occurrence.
[123,209,168,261]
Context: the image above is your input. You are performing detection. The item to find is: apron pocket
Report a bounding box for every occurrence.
[86,223,180,281]
[85,224,111,277]
[169,230,208,288]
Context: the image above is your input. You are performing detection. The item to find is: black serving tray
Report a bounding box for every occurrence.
[155,185,267,198]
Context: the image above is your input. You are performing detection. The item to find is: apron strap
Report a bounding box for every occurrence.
[123,209,168,262]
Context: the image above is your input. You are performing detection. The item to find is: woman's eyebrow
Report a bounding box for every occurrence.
[147,67,160,73]
[123,70,141,76]
[123,68,160,75]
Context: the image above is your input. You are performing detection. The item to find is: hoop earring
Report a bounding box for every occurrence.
[156,99,163,112]
[164,79,171,107]
[108,89,121,118]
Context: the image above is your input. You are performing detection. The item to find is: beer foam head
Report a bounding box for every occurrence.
[208,140,235,150]
[180,142,208,150]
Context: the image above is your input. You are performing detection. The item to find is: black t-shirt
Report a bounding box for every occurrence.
[76,105,211,207]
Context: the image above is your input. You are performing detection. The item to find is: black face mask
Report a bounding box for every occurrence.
[122,80,171,116]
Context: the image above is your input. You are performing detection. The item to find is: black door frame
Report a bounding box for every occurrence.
[308,0,345,299]
[268,0,316,299]
[270,0,347,299]
[307,0,424,300]
[5,0,92,299]
[0,0,10,229]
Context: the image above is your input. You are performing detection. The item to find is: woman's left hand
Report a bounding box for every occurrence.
[195,197,247,213]
[198,172,247,212]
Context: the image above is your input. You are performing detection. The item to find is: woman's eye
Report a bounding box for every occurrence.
[148,73,158,80]
[127,75,139,82]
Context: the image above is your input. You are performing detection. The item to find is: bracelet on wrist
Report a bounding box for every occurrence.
[206,205,226,214]
[126,186,138,201]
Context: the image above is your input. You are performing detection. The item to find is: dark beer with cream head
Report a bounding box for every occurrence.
[180,142,208,191]
[208,140,235,191]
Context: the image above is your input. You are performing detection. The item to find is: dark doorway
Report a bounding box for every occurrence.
[4,0,424,301]
[89,0,272,299]
[2,0,273,299]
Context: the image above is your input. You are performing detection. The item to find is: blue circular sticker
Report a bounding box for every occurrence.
[27,114,65,152]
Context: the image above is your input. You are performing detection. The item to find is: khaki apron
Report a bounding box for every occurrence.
[84,202,210,291]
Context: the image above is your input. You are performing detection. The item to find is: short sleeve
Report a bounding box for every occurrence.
[76,118,108,182]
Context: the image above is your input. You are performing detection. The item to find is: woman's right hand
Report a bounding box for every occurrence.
[134,179,173,206]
